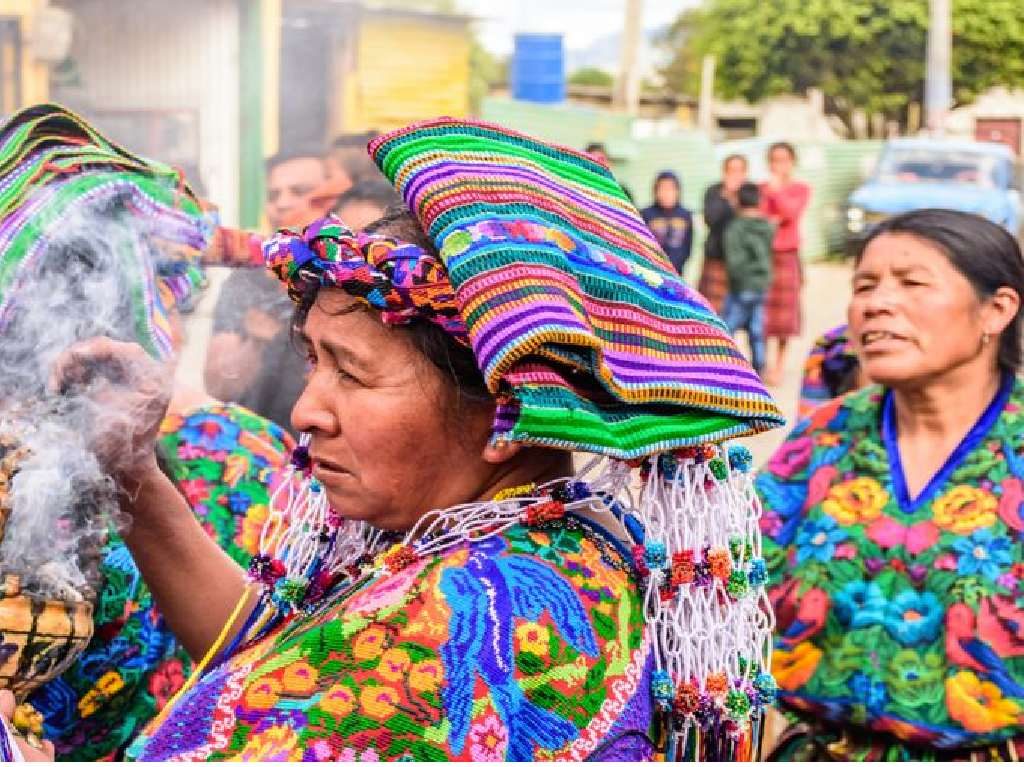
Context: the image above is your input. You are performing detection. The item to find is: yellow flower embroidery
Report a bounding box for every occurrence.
[946,670,1022,732]
[352,625,387,661]
[76,671,126,717]
[822,477,889,525]
[237,503,269,555]
[772,642,823,692]
[377,648,412,682]
[515,621,550,655]
[409,659,444,694]
[230,724,298,761]
[318,683,356,718]
[360,685,400,720]
[243,676,282,710]
[932,486,997,535]
[280,660,319,696]
[815,432,842,448]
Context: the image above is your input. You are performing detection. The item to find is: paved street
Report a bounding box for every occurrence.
[743,260,853,466]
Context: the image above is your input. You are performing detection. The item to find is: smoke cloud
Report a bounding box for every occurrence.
[0,191,177,601]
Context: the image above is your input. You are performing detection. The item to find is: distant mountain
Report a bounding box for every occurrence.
[565,26,670,81]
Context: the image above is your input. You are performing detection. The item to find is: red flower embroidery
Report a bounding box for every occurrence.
[148,658,186,710]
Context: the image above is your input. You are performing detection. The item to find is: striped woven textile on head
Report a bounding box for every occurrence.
[0,104,209,359]
[369,117,785,458]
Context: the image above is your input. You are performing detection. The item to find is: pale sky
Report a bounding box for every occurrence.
[460,0,699,55]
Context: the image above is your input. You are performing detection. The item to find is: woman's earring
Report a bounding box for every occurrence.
[982,333,991,345]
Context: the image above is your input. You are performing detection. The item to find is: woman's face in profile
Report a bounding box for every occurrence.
[289,290,496,531]
[849,232,988,388]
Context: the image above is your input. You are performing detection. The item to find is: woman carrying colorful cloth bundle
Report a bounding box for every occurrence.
[0,104,294,760]
[24,118,785,761]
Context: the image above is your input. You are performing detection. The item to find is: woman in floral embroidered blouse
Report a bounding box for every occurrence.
[758,209,1024,760]
[8,114,791,762]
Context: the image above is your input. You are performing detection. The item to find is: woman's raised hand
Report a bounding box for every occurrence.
[47,337,173,480]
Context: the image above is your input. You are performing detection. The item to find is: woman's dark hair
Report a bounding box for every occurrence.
[767,142,797,161]
[292,205,491,417]
[331,179,402,216]
[857,208,1024,374]
[737,182,761,209]
[265,147,324,176]
[722,153,747,171]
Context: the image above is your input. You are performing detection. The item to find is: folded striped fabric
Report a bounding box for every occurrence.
[0,104,208,359]
[369,118,783,458]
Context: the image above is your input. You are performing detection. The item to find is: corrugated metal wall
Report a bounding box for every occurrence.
[342,15,470,132]
[57,0,241,224]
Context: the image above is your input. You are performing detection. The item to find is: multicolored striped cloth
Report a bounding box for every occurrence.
[368,118,783,458]
[0,103,209,360]
[796,323,860,419]
[264,216,468,342]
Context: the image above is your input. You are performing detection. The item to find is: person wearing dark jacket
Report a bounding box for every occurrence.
[723,182,775,374]
[698,153,748,313]
[641,170,693,274]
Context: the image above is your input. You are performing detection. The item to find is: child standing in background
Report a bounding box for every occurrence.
[641,170,693,275]
[723,182,776,375]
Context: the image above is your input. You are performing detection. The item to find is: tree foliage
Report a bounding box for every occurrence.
[568,67,615,88]
[469,41,507,114]
[658,0,1024,126]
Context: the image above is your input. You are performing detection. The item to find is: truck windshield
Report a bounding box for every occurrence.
[876,148,1000,188]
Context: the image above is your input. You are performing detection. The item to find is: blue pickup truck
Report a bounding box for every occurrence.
[846,138,1022,247]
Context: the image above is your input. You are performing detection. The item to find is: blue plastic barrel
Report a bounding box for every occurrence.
[512,34,565,104]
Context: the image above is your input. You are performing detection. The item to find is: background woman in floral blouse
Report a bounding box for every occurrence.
[758,209,1024,760]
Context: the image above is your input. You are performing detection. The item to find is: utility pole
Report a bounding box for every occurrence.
[697,54,716,134]
[924,0,952,134]
[615,0,644,115]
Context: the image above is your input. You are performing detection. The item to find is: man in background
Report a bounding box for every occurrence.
[204,148,329,431]
[219,177,403,433]
[264,147,327,230]
[204,169,401,433]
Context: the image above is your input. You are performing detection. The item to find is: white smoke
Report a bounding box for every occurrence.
[0,191,177,600]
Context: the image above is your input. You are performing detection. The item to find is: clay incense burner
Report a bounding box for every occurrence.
[0,431,95,698]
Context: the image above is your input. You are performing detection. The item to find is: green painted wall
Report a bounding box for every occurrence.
[239,0,265,229]
[481,97,883,272]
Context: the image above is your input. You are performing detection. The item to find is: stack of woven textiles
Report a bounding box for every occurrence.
[0,103,216,762]
[0,103,209,359]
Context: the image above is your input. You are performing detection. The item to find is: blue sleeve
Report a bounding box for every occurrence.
[683,209,694,265]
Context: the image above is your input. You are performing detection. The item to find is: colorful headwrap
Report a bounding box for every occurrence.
[264,216,467,342]
[0,104,209,359]
[797,323,860,419]
[266,118,784,458]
